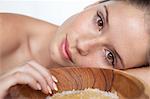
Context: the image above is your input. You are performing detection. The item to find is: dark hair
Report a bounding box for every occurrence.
[147,45,150,66]
[99,0,150,66]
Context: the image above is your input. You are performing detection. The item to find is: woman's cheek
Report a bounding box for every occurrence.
[75,54,110,68]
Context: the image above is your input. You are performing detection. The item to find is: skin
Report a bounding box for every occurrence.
[0,1,149,98]
[50,1,149,69]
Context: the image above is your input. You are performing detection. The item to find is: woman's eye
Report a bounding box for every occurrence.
[96,11,104,31]
[105,49,115,66]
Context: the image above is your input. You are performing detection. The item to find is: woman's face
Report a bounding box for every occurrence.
[49,1,149,69]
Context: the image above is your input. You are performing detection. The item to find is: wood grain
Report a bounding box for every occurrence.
[5,67,149,99]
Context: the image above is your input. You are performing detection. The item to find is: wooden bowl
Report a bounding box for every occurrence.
[5,67,149,99]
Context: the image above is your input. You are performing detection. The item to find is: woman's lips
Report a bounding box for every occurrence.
[60,36,73,63]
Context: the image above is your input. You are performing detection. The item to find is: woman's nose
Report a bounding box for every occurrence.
[76,37,98,56]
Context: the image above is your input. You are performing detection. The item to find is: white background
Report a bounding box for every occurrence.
[0,0,97,25]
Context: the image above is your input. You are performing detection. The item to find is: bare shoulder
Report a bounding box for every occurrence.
[0,13,58,37]
[0,13,58,55]
[0,13,58,73]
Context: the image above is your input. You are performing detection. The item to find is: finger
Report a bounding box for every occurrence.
[21,64,50,94]
[52,75,58,83]
[12,71,41,91]
[28,61,58,91]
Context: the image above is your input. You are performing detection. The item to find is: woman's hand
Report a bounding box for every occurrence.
[0,60,58,99]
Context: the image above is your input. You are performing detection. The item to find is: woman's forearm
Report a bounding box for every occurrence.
[125,66,150,96]
[125,66,150,86]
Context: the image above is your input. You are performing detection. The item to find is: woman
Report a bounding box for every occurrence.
[0,0,150,98]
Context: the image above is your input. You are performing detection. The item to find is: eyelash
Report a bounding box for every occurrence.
[104,49,116,67]
[96,11,105,31]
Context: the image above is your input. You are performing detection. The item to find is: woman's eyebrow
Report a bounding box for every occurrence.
[99,0,110,4]
[113,48,125,69]
[104,5,109,25]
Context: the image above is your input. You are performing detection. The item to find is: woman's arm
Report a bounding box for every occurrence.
[0,13,58,98]
[125,66,150,96]
[0,61,58,99]
[126,66,150,82]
